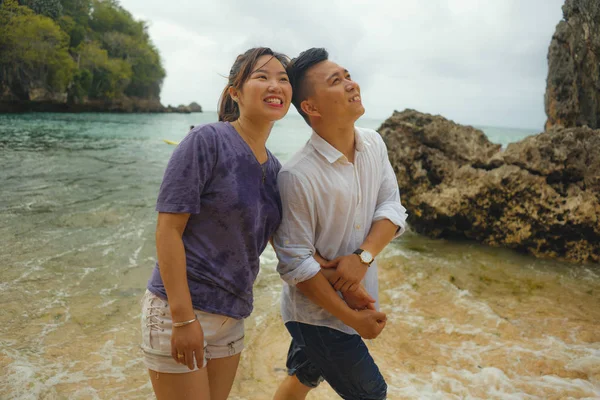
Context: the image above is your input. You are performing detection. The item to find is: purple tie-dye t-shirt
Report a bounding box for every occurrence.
[147,121,282,319]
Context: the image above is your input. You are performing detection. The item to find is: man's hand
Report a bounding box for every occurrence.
[350,309,387,339]
[321,268,375,310]
[322,254,368,292]
[313,251,328,267]
[343,286,376,310]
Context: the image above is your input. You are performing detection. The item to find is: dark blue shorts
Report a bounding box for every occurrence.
[285,321,387,400]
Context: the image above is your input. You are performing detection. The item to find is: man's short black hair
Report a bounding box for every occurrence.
[286,48,329,126]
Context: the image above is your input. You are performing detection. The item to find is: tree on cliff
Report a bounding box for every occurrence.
[75,41,132,99]
[0,0,75,98]
[0,0,165,105]
[21,0,63,20]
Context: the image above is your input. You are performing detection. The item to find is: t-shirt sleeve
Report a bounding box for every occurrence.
[156,126,217,214]
[273,156,283,174]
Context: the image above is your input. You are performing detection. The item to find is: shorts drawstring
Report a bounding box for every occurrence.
[146,296,166,333]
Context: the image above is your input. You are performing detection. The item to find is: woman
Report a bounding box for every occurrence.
[140,47,291,400]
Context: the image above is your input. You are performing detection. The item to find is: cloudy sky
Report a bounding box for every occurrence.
[120,0,565,129]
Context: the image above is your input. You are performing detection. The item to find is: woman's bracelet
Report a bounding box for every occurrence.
[172,316,197,328]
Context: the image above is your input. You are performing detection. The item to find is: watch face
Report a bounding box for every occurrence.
[360,251,373,264]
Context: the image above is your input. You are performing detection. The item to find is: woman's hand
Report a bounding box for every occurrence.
[171,320,205,370]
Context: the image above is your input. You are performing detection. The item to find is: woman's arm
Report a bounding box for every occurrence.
[156,212,204,370]
[156,212,194,321]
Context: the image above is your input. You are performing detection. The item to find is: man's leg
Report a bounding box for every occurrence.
[273,324,324,400]
[273,375,312,400]
[289,322,387,400]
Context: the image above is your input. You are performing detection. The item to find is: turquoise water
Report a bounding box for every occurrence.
[1,112,598,399]
[474,125,541,147]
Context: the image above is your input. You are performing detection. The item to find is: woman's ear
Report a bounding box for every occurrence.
[228,86,239,103]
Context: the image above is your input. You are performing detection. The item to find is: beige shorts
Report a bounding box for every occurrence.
[140,290,245,373]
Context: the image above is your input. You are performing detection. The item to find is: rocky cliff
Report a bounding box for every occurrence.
[545,0,600,130]
[0,97,202,113]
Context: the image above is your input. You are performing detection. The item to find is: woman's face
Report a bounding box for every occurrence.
[234,55,292,122]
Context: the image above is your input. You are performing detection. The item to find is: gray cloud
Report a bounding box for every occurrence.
[121,0,565,129]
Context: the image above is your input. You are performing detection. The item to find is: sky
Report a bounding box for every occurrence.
[119,0,566,129]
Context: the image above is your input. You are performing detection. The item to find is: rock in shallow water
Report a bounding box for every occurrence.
[380,109,600,263]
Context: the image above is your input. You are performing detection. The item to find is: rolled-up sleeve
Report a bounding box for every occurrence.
[273,171,321,286]
[373,137,408,238]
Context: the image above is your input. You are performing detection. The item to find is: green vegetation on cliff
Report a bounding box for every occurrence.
[0,0,165,106]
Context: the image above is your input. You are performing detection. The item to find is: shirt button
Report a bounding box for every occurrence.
[355,224,361,229]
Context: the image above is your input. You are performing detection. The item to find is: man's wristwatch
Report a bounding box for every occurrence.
[353,249,374,266]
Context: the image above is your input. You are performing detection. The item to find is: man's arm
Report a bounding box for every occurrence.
[273,171,385,337]
[272,172,321,286]
[323,135,408,292]
[324,220,399,292]
[314,252,375,310]
[359,219,400,259]
[296,272,386,339]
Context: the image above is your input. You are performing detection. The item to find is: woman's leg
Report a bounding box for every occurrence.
[206,353,242,400]
[149,349,240,400]
[149,368,210,400]
[142,291,210,399]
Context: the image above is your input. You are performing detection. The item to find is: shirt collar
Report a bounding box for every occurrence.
[309,128,365,164]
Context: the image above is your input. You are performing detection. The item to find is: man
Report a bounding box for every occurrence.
[272,48,408,400]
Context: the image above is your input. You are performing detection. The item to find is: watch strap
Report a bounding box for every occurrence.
[353,248,373,265]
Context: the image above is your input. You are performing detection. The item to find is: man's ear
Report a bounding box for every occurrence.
[301,99,320,118]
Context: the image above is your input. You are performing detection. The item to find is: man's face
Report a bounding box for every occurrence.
[303,60,364,124]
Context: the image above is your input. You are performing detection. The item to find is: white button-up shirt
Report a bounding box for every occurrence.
[273,126,408,335]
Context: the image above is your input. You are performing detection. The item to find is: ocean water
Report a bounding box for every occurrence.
[0,112,598,399]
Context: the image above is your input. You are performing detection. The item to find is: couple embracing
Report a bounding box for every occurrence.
[140,46,407,400]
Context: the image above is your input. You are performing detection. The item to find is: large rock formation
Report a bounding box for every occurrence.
[380,109,600,263]
[545,0,600,130]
